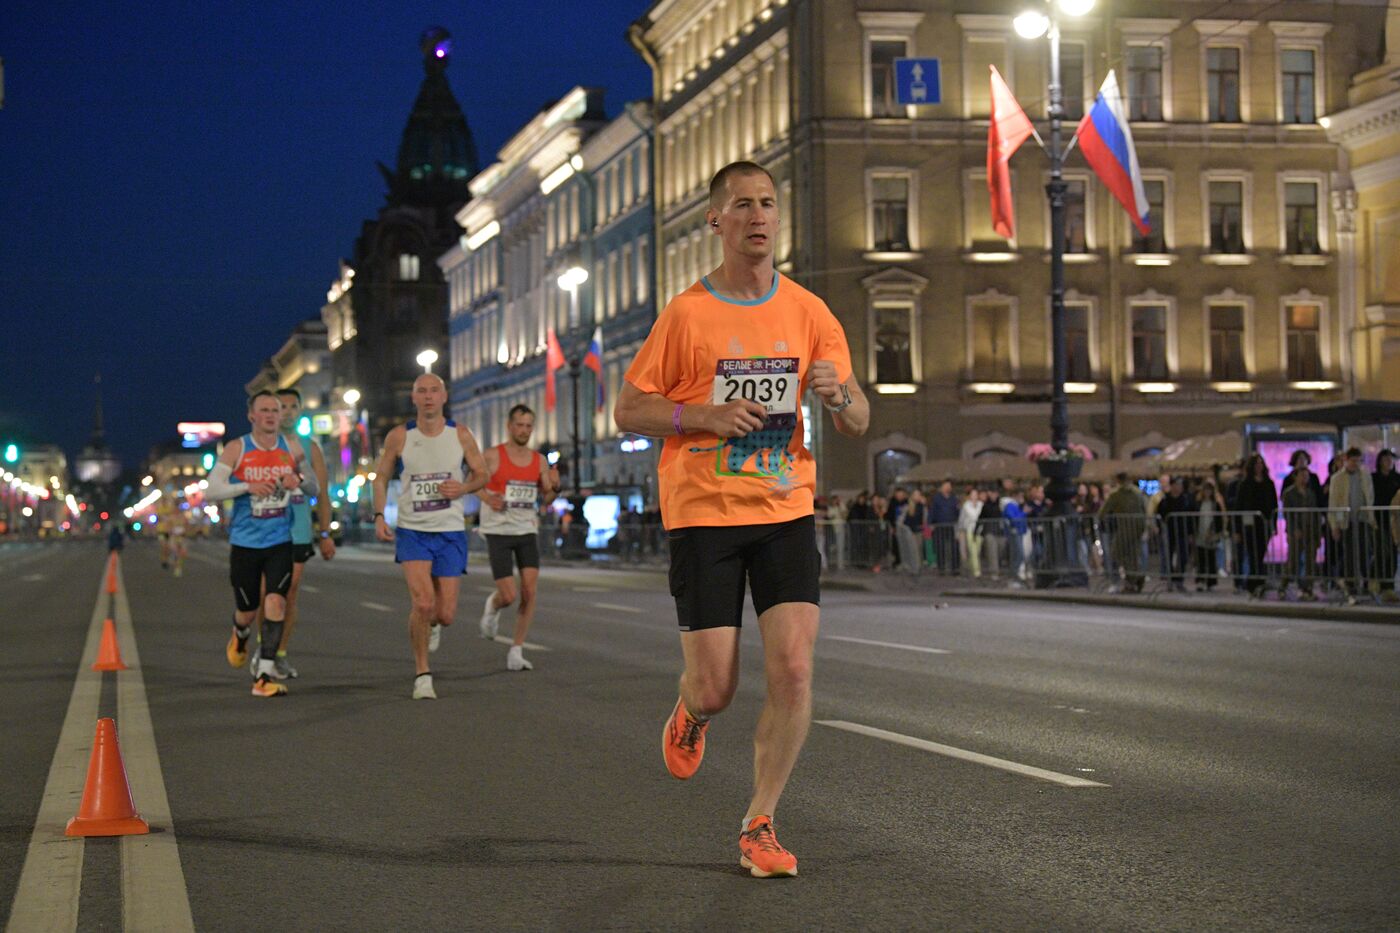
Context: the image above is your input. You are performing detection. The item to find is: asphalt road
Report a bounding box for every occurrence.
[3,539,1398,931]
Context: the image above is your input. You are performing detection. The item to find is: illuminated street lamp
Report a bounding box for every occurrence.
[555,267,592,500]
[342,388,361,407]
[416,349,439,373]
[1013,0,1094,513]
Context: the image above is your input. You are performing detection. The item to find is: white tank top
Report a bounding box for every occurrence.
[396,420,467,533]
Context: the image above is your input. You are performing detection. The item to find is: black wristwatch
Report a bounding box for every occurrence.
[373,512,384,520]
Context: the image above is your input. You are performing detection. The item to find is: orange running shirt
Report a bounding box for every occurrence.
[625,273,852,529]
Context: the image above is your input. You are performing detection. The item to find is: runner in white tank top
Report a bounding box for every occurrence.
[371,374,489,700]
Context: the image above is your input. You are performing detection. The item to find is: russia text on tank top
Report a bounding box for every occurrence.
[229,433,297,549]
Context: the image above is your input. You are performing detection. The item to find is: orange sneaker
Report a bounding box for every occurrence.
[739,816,798,878]
[250,675,287,698]
[226,627,249,668]
[662,696,709,780]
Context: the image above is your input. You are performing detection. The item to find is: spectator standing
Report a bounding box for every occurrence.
[1002,488,1031,584]
[1194,480,1226,590]
[980,486,1005,577]
[957,487,984,578]
[1372,449,1399,602]
[1155,477,1194,591]
[929,480,961,574]
[826,493,847,572]
[1099,473,1148,593]
[1328,447,1376,603]
[1235,454,1278,596]
[847,492,876,568]
[1282,466,1322,598]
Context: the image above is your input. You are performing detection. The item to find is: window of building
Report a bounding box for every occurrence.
[869,39,908,118]
[874,300,915,384]
[1126,45,1164,121]
[1280,48,1316,124]
[398,253,420,282]
[1209,180,1245,253]
[1064,302,1092,381]
[870,174,911,251]
[971,301,1014,381]
[620,243,633,311]
[1063,179,1088,253]
[1132,178,1168,252]
[1284,182,1320,255]
[637,236,650,304]
[964,170,1006,249]
[1209,303,1247,380]
[1060,41,1086,121]
[1286,303,1322,380]
[1131,304,1169,379]
[1206,47,1242,122]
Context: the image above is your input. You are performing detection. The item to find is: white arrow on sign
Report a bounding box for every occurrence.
[912,63,924,80]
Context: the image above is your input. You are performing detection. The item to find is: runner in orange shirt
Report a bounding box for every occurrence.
[615,161,870,878]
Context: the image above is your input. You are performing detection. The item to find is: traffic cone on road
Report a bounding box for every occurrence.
[65,718,149,837]
[92,619,127,672]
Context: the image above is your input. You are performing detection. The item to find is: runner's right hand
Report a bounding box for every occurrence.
[247,481,277,497]
[375,517,395,542]
[705,400,767,438]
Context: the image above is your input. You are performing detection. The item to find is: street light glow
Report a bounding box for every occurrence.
[1013,11,1050,38]
[1058,0,1095,16]
[343,388,361,407]
[416,349,439,372]
[557,266,589,291]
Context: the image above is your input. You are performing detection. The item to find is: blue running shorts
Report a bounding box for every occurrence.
[395,528,468,577]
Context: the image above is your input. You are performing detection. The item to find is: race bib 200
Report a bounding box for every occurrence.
[409,472,452,512]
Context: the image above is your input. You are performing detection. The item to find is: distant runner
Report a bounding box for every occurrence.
[203,390,317,697]
[370,374,489,700]
[477,404,560,671]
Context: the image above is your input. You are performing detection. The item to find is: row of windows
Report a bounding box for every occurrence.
[864,169,1329,257]
[595,147,649,227]
[865,296,1329,388]
[451,234,652,380]
[872,19,1328,125]
[659,0,787,98]
[662,46,790,207]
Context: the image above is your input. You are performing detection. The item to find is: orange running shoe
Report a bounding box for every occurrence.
[250,675,287,698]
[662,696,709,779]
[226,627,249,668]
[739,816,798,878]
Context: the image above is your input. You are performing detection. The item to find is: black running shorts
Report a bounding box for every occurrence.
[292,543,315,564]
[485,533,541,580]
[229,543,295,612]
[667,515,820,631]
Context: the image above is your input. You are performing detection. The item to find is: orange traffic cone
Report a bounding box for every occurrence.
[92,619,127,672]
[65,718,149,837]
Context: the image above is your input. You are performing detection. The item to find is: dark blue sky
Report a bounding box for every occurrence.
[0,1,651,469]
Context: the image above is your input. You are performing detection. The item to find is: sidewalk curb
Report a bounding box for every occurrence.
[940,588,1400,624]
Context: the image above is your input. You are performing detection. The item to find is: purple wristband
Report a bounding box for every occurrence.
[672,403,686,436]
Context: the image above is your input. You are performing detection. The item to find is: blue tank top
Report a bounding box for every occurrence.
[289,435,315,545]
[228,433,297,549]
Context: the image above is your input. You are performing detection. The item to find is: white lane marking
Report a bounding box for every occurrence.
[21,573,47,582]
[6,572,106,931]
[490,635,551,652]
[112,563,195,931]
[361,601,395,612]
[824,635,950,655]
[300,584,320,594]
[817,720,1110,788]
[593,602,643,614]
[571,586,608,592]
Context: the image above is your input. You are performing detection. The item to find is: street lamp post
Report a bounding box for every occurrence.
[416,349,438,374]
[1014,0,1093,514]
[556,265,591,499]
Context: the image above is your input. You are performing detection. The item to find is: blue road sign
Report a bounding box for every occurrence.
[894,58,941,106]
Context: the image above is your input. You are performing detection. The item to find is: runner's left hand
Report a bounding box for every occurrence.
[439,479,465,500]
[808,360,843,406]
[318,537,336,560]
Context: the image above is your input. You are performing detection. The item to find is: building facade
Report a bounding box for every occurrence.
[322,29,479,444]
[630,0,1391,495]
[441,89,657,493]
[244,318,333,408]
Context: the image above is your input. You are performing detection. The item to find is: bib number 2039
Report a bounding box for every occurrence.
[721,375,790,405]
[713,357,799,416]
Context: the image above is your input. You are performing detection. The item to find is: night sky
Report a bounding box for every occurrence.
[0,1,651,470]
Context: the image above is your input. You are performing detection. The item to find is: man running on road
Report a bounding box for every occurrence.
[615,161,869,878]
[249,388,336,680]
[371,373,489,700]
[477,403,560,671]
[204,390,318,697]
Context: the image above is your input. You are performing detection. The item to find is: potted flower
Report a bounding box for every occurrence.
[1025,443,1092,490]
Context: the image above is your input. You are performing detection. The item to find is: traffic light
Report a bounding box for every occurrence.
[297,416,312,437]
[3,443,17,464]
[202,452,215,470]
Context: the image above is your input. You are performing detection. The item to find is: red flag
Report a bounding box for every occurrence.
[987,65,1035,240]
[545,328,566,412]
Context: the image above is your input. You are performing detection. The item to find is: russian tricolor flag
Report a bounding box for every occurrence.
[1074,71,1151,236]
[582,326,604,411]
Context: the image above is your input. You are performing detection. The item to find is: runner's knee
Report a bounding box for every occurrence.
[411,594,436,618]
[767,654,813,701]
